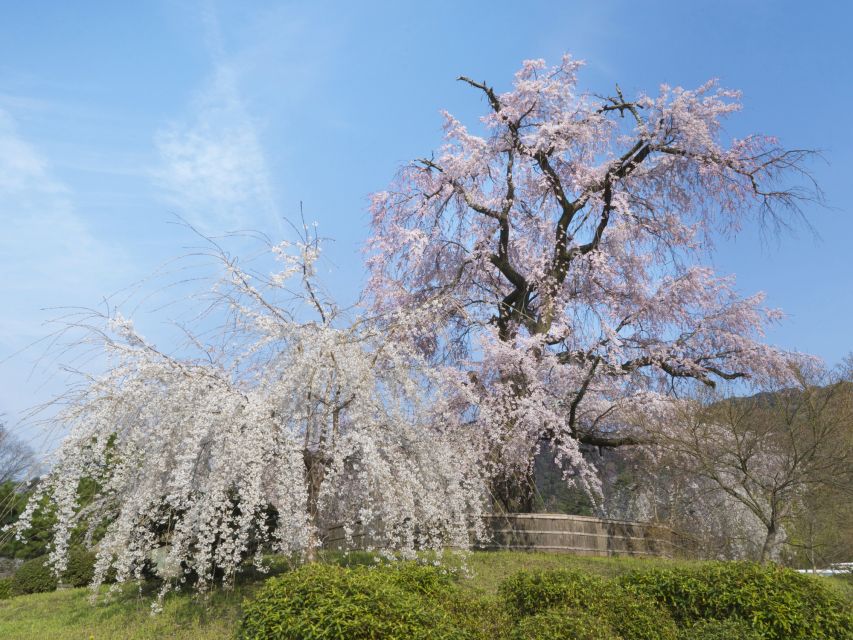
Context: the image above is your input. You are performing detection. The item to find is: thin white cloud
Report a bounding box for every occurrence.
[0,109,127,439]
[0,110,125,317]
[0,110,54,193]
[153,12,280,233]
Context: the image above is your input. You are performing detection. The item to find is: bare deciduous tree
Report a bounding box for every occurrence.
[656,367,853,562]
[0,423,34,484]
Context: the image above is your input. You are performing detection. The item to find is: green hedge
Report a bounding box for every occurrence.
[620,562,853,640]
[234,560,853,640]
[10,556,58,595]
[238,562,470,640]
[499,569,678,640]
[439,591,511,640]
[511,607,619,640]
[676,618,765,640]
[8,547,100,596]
[499,569,611,616]
[62,547,97,587]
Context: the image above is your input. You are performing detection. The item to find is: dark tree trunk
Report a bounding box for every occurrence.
[491,464,537,513]
[303,448,327,561]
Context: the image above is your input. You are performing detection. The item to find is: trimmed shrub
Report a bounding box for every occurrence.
[499,569,678,640]
[604,587,679,640]
[676,618,765,640]
[620,561,853,640]
[9,547,102,594]
[387,561,459,598]
[238,562,470,639]
[511,607,619,640]
[11,556,57,595]
[499,569,612,616]
[62,547,96,587]
[0,577,12,600]
[441,591,512,640]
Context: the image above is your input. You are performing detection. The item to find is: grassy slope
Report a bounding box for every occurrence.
[461,551,680,594]
[0,584,250,640]
[0,552,849,640]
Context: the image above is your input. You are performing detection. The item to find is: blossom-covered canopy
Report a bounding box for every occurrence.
[367,55,816,505]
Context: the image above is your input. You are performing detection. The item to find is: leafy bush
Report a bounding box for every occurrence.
[440,591,512,640]
[499,569,612,616]
[11,556,57,595]
[238,562,469,639]
[0,577,12,600]
[621,562,853,640]
[676,618,764,640]
[0,484,54,560]
[604,587,679,640]
[8,547,103,594]
[386,561,459,597]
[499,569,677,640]
[511,607,619,640]
[62,547,96,587]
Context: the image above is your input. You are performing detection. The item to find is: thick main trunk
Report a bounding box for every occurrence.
[491,464,537,513]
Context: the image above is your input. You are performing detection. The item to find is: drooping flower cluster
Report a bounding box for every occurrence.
[14,233,487,605]
[367,54,817,508]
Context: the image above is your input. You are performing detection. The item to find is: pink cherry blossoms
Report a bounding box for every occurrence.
[367,55,817,509]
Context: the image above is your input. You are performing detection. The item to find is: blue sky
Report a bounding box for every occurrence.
[1,1,851,447]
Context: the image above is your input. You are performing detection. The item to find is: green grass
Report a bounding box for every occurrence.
[0,583,252,640]
[0,553,848,640]
[824,573,853,602]
[460,551,686,594]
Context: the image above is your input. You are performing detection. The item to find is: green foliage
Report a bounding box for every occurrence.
[0,477,109,560]
[10,556,57,596]
[238,562,470,640]
[604,587,679,640]
[386,561,460,597]
[676,618,765,640]
[511,607,619,640]
[6,547,101,596]
[499,569,678,640]
[0,482,53,559]
[439,590,513,640]
[499,569,612,616]
[533,446,595,515]
[0,578,12,600]
[2,553,852,640]
[620,561,853,640]
[61,547,96,588]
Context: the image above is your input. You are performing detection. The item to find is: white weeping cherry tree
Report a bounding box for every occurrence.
[12,229,487,605]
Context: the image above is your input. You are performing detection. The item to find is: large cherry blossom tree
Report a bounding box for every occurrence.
[367,55,818,510]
